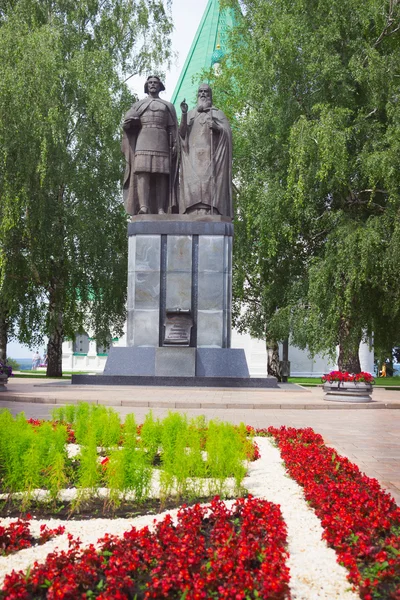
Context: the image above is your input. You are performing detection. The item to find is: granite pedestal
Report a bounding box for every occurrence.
[126,215,233,349]
[94,216,278,388]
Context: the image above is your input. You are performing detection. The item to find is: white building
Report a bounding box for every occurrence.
[62,328,374,377]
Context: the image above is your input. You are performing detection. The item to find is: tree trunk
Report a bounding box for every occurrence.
[0,313,7,363]
[266,338,281,381]
[338,348,361,373]
[281,338,289,382]
[46,285,64,377]
[337,317,361,373]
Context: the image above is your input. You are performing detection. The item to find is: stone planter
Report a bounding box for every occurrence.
[0,374,8,391]
[323,381,373,403]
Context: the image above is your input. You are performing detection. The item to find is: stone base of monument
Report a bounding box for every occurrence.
[71,346,278,388]
[126,215,234,349]
[71,347,279,388]
[102,347,249,378]
[71,216,278,388]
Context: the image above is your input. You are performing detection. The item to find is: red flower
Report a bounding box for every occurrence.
[321,370,375,384]
[0,497,291,599]
[266,426,400,599]
[0,520,64,557]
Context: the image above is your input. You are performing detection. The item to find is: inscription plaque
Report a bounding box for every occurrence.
[164,311,193,346]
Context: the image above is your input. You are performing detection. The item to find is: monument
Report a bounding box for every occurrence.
[122,76,178,215]
[179,84,232,217]
[76,79,277,388]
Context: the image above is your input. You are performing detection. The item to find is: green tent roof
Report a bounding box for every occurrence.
[170,0,237,112]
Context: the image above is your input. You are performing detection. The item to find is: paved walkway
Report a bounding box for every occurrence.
[1,377,400,409]
[1,378,400,504]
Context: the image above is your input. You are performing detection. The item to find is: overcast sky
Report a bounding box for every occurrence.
[129,0,208,102]
[8,0,209,358]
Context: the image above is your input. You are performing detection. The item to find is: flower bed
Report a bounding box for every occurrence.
[0,408,258,514]
[265,426,400,600]
[321,372,375,402]
[0,519,64,556]
[321,371,375,384]
[0,497,291,599]
[1,417,399,599]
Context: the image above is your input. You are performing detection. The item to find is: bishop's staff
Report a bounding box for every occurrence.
[209,107,215,215]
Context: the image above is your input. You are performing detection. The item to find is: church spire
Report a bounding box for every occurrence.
[170,0,237,111]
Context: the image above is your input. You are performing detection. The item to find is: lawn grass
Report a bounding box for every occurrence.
[288,377,321,386]
[12,371,91,379]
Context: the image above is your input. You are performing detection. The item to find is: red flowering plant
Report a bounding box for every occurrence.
[0,497,291,599]
[27,418,76,443]
[322,370,375,384]
[0,519,65,556]
[266,426,400,600]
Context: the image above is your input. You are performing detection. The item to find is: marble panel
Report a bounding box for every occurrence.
[135,272,160,309]
[127,272,136,310]
[197,310,224,347]
[133,310,159,346]
[128,235,136,273]
[198,236,225,272]
[166,272,192,311]
[135,235,161,271]
[167,236,192,272]
[198,272,225,311]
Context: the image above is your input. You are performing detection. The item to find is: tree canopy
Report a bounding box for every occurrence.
[210,0,400,371]
[0,0,173,373]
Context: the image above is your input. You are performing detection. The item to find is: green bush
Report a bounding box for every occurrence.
[0,407,251,512]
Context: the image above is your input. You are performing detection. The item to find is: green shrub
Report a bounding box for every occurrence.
[139,411,161,463]
[205,421,247,496]
[74,426,101,507]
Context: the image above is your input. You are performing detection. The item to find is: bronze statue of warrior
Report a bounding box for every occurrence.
[122,76,179,215]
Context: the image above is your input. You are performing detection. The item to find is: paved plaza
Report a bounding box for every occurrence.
[1,378,400,504]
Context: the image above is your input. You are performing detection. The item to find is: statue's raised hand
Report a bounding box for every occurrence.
[180,99,188,114]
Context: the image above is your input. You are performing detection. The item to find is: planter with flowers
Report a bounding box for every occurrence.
[322,370,374,402]
[0,361,12,391]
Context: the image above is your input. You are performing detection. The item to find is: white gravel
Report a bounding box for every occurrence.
[243,437,359,600]
[0,437,360,599]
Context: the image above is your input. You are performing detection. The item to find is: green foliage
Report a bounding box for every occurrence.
[205,421,247,495]
[0,411,68,506]
[74,403,91,445]
[68,403,122,447]
[159,412,189,499]
[0,408,251,511]
[124,446,152,499]
[0,0,173,371]
[4,357,19,370]
[44,451,68,503]
[123,413,138,449]
[75,426,101,505]
[211,0,400,364]
[104,448,126,507]
[139,411,162,464]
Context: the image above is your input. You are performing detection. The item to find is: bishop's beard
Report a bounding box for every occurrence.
[197,97,212,112]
